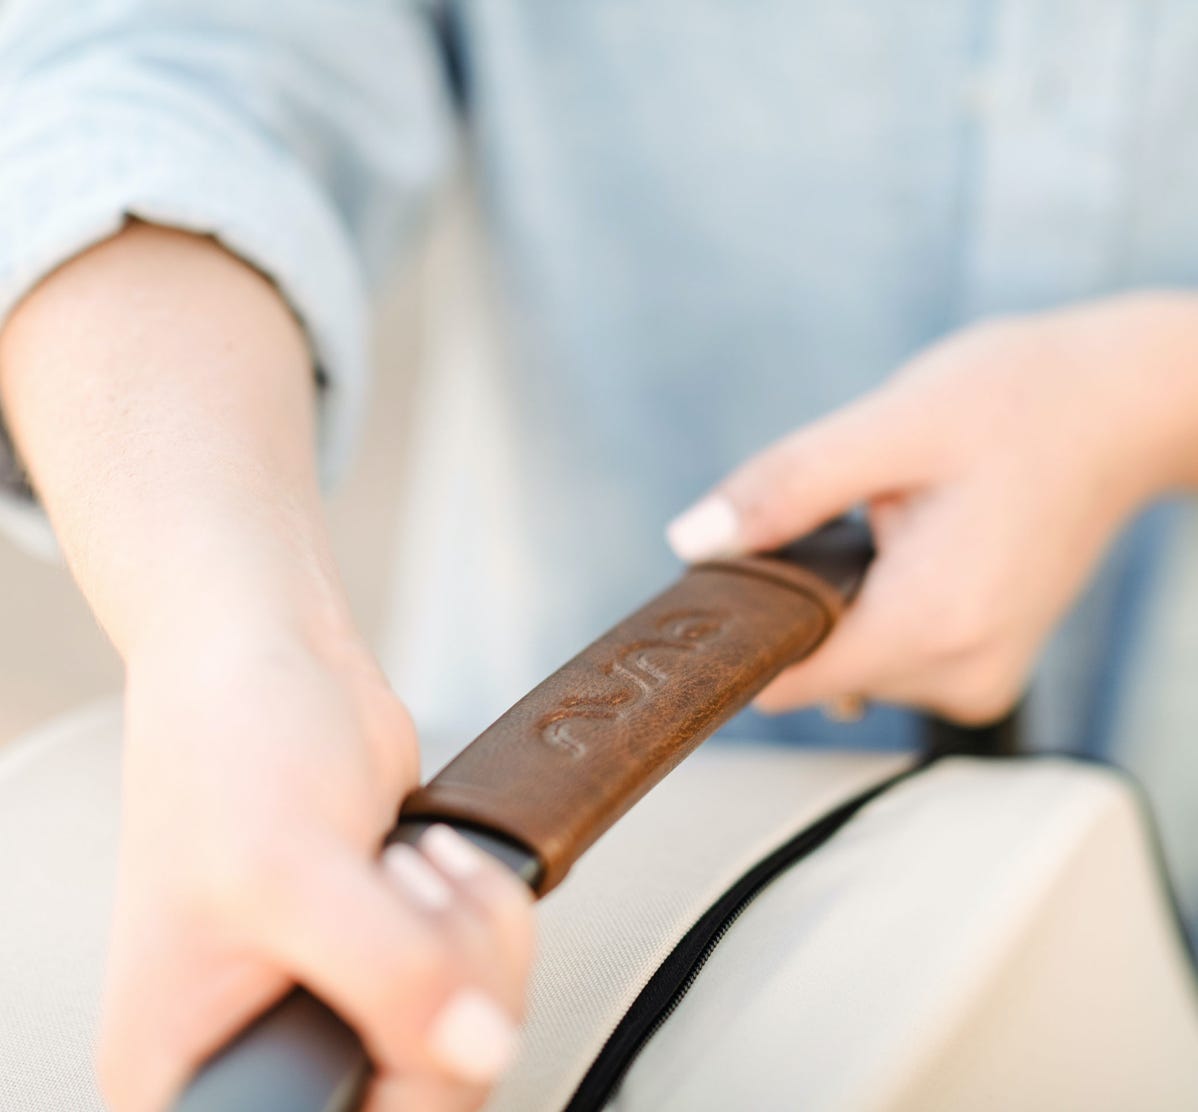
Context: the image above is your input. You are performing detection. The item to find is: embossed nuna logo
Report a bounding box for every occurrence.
[536,610,728,758]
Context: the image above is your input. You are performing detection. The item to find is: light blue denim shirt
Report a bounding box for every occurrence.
[0,1,1194,757]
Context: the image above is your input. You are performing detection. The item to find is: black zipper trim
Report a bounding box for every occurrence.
[562,761,926,1112]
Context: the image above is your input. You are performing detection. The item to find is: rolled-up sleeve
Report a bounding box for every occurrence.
[0,0,454,556]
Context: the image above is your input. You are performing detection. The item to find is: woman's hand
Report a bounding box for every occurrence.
[668,294,1198,723]
[0,222,534,1112]
[100,619,535,1112]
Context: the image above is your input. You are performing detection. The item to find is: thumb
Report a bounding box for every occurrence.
[666,388,929,561]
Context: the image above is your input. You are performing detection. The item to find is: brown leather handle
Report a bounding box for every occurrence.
[173,518,872,1111]
[402,517,873,894]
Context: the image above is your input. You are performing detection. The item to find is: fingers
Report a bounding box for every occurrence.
[756,639,1025,725]
[752,501,1030,725]
[417,826,537,1016]
[102,825,533,1112]
[752,561,915,713]
[667,387,932,562]
[97,901,293,1112]
[262,825,532,1088]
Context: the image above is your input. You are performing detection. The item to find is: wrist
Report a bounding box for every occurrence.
[122,591,417,820]
[118,496,360,672]
[1047,291,1198,508]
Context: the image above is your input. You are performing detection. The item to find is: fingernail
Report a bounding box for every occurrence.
[422,824,487,882]
[382,844,453,911]
[428,989,516,1083]
[666,495,740,562]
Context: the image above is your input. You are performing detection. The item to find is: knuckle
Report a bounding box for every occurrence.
[478,869,531,917]
[754,667,807,713]
[358,943,461,1064]
[919,592,995,660]
[493,890,537,956]
[364,696,420,791]
[456,879,534,972]
[380,933,458,1007]
[939,660,1019,725]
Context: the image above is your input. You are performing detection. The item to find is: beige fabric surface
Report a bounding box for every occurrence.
[616,759,1198,1111]
[484,744,911,1111]
[0,700,121,1109]
[2,701,1196,1111]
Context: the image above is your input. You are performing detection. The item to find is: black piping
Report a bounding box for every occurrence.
[561,749,1197,1112]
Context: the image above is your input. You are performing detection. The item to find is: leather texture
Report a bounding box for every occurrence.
[401,555,851,893]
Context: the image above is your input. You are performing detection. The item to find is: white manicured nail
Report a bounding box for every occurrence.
[422,824,487,881]
[383,844,453,911]
[666,495,741,562]
[428,989,516,1083]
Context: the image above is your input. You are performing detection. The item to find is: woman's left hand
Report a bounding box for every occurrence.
[667,294,1198,723]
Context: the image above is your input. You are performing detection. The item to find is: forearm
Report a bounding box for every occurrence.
[0,221,354,661]
[4,234,524,1112]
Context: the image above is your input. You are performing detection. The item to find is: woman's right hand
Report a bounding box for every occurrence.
[0,222,535,1110]
[98,619,535,1112]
